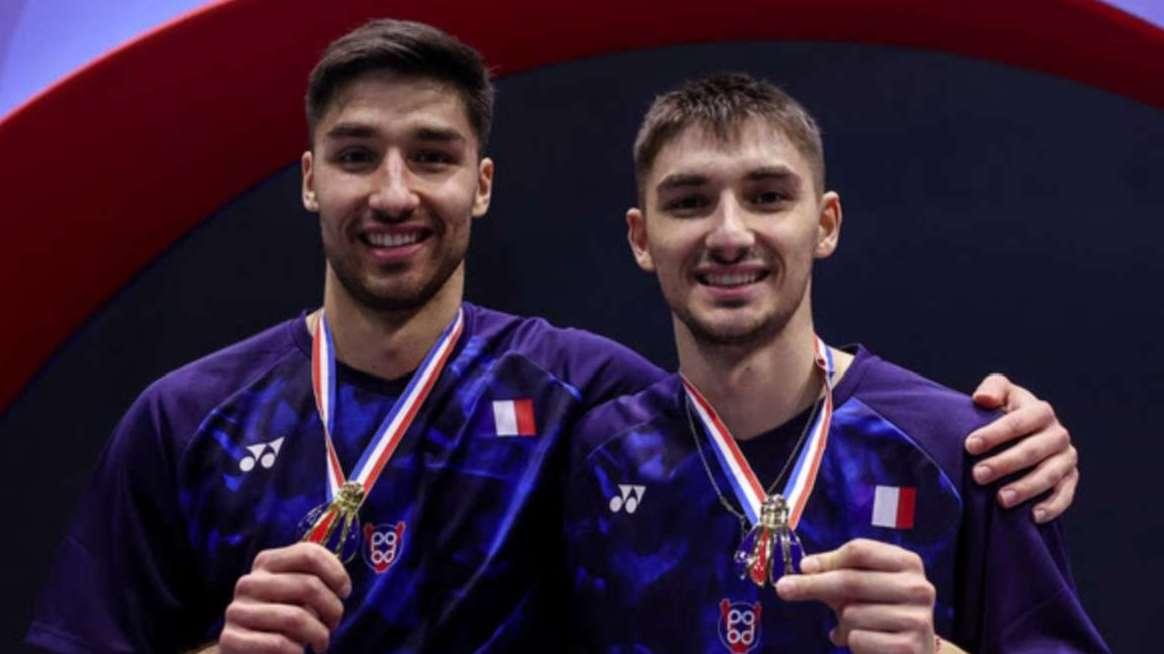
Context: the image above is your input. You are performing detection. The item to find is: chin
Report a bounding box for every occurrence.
[328,247,465,314]
[338,270,447,313]
[680,308,786,347]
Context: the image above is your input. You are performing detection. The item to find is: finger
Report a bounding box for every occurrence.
[964,399,1055,456]
[836,603,933,638]
[252,543,352,599]
[971,423,1071,486]
[1033,466,1079,523]
[224,599,329,653]
[233,571,345,630]
[800,539,923,574]
[970,372,1013,410]
[848,628,933,654]
[218,623,306,654]
[776,569,935,607]
[992,444,1076,508]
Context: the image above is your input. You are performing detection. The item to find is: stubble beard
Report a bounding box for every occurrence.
[674,271,809,349]
[324,235,468,313]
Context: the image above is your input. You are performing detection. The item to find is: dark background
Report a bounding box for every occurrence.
[3,42,1161,651]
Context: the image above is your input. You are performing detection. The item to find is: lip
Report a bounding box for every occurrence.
[692,265,770,302]
[358,225,433,265]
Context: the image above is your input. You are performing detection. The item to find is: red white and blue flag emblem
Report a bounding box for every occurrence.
[872,485,916,529]
[492,398,537,436]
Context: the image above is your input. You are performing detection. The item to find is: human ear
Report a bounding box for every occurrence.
[472,157,494,218]
[301,151,319,212]
[814,191,842,259]
[626,207,656,272]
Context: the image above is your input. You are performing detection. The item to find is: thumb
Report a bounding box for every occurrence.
[798,546,845,574]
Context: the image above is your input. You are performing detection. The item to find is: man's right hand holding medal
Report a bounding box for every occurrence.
[775,538,968,654]
[216,542,352,654]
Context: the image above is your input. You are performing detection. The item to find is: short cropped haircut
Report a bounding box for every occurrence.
[305,19,494,152]
[633,72,825,196]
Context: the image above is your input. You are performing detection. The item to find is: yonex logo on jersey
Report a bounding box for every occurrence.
[718,598,762,653]
[492,398,537,436]
[872,485,917,529]
[608,484,646,513]
[362,521,406,574]
[238,437,285,472]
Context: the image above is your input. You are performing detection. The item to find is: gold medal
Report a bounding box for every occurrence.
[733,494,803,587]
[299,481,365,562]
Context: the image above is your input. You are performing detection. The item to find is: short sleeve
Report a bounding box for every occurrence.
[954,476,1109,653]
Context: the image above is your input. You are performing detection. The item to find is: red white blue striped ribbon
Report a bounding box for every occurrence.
[682,337,835,530]
[311,307,464,506]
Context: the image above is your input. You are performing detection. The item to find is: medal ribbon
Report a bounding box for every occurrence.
[682,336,835,530]
[305,307,465,542]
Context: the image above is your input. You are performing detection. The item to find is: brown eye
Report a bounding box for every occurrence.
[753,190,787,205]
[665,195,709,213]
[336,148,375,167]
[412,150,454,165]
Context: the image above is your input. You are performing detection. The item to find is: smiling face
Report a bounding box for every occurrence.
[628,117,840,347]
[301,72,493,313]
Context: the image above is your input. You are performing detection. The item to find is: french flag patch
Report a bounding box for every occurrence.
[872,485,916,529]
[492,399,537,437]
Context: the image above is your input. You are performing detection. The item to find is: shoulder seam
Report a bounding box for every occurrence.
[571,411,672,480]
[845,396,965,508]
[172,334,304,464]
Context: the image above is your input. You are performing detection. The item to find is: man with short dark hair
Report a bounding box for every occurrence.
[30,21,1080,653]
[29,20,660,653]
[565,73,1106,653]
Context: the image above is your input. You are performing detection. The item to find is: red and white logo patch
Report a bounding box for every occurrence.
[718,599,762,653]
[872,485,916,529]
[492,399,537,436]
[362,521,406,574]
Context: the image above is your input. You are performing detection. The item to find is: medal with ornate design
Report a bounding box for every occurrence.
[684,336,834,588]
[733,494,803,586]
[298,481,365,561]
[299,308,464,563]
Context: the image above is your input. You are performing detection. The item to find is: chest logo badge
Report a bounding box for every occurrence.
[608,484,646,513]
[362,521,407,574]
[718,598,762,653]
[238,437,285,472]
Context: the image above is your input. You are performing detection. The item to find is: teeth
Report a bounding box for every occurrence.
[704,272,760,287]
[367,232,421,247]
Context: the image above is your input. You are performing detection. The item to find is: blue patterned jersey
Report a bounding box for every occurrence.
[565,347,1108,653]
[29,303,663,653]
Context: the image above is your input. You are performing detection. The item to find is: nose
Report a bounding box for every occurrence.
[705,193,754,263]
[368,150,419,220]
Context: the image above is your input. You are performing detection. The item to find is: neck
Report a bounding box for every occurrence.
[309,265,464,381]
[678,303,830,440]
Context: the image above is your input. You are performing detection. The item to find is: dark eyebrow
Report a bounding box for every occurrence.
[323,122,378,140]
[414,126,465,144]
[746,166,801,184]
[656,173,709,192]
[322,123,467,145]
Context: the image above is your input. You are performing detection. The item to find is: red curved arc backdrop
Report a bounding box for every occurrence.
[1,0,1162,412]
